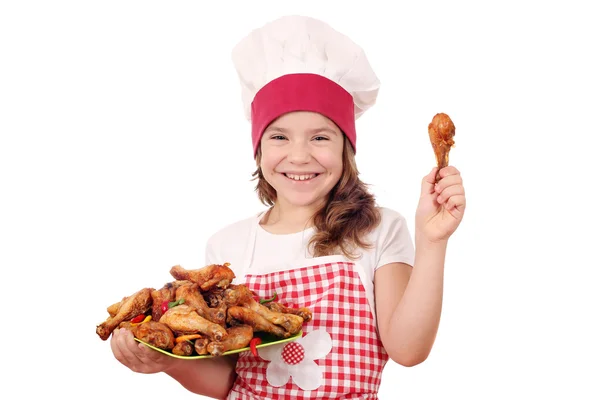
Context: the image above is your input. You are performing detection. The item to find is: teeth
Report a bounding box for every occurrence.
[285,173,317,181]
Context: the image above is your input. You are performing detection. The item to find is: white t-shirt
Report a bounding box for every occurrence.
[204,207,415,319]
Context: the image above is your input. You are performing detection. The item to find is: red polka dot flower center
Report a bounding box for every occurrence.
[282,342,305,365]
[257,329,333,390]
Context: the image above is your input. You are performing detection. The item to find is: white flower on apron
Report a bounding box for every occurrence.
[257,329,333,390]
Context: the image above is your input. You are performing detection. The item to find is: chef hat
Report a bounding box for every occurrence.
[231,15,380,156]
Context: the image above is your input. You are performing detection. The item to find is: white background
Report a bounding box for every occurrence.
[1,1,598,399]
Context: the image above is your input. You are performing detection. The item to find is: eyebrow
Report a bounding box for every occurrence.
[264,126,289,133]
[309,127,339,135]
[265,126,339,135]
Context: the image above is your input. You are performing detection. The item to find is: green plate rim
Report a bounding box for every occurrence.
[134,329,303,360]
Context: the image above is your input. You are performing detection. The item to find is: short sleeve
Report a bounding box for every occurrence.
[375,213,415,270]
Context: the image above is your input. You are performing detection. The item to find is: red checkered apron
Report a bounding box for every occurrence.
[227,219,389,399]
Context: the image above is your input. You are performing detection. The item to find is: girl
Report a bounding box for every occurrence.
[110,15,466,399]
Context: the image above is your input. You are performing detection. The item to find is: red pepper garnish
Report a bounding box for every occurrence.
[131,315,152,326]
[161,300,169,314]
[130,314,145,324]
[249,337,262,357]
[161,298,184,314]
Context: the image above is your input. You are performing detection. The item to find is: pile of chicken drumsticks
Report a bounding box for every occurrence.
[96,263,311,357]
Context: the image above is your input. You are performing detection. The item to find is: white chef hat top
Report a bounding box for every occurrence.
[231,15,381,155]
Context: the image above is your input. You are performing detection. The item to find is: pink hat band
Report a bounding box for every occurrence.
[250,73,356,156]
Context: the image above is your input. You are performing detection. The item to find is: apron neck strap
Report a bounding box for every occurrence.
[240,210,266,278]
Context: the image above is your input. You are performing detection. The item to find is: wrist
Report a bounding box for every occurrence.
[161,357,181,375]
[414,234,448,270]
[415,232,448,249]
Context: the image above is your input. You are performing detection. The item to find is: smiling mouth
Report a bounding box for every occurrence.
[282,173,320,182]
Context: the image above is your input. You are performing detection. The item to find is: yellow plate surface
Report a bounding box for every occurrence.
[135,330,303,360]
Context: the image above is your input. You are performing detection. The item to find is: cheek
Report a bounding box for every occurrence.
[260,152,280,175]
[317,152,343,176]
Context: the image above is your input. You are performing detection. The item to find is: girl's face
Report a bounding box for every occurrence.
[259,111,345,210]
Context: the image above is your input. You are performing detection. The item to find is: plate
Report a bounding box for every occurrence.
[135,330,303,360]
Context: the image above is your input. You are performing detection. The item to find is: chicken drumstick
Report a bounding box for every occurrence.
[176,283,227,326]
[428,113,456,182]
[159,304,227,342]
[170,263,235,291]
[96,288,153,341]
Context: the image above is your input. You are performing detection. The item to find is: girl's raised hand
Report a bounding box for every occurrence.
[110,327,177,374]
[416,166,466,243]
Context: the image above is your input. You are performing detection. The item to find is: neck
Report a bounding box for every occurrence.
[262,200,323,233]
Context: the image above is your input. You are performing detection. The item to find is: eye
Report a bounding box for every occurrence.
[270,135,287,140]
[312,136,329,141]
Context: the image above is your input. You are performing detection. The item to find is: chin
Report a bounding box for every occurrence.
[281,193,324,208]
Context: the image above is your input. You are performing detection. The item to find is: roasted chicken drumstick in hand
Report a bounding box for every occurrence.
[428,113,456,182]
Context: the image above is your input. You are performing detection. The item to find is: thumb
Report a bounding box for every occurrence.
[421,167,438,196]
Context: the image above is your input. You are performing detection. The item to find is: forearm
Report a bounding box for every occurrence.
[388,237,447,365]
[164,355,237,398]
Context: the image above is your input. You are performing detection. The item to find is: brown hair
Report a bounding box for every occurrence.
[252,137,381,259]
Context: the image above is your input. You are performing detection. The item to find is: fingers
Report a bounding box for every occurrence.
[436,184,464,204]
[110,328,126,361]
[136,341,167,364]
[446,193,466,213]
[112,328,153,372]
[421,167,439,195]
[111,328,173,374]
[434,174,464,202]
[422,165,461,195]
[111,328,141,368]
[434,167,466,216]
[438,165,460,179]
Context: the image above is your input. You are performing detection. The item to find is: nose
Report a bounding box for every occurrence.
[287,141,311,164]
